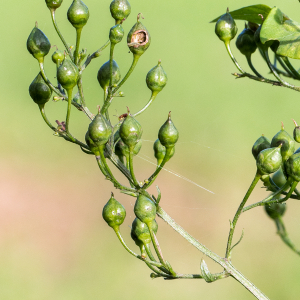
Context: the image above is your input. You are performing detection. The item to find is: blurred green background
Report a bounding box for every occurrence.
[1,0,300,299]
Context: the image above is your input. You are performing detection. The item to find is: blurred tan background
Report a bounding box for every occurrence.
[1,0,300,299]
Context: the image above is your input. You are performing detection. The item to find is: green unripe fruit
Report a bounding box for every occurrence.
[236,27,257,56]
[215,11,237,43]
[45,0,63,10]
[67,0,89,29]
[102,194,126,229]
[119,114,143,149]
[86,112,112,148]
[158,112,179,149]
[256,146,282,175]
[127,19,151,56]
[293,120,300,143]
[265,202,286,220]
[115,139,142,159]
[254,25,274,52]
[52,49,65,65]
[153,139,175,165]
[271,168,287,189]
[110,0,131,22]
[85,131,100,155]
[252,135,271,160]
[285,153,300,182]
[134,195,156,225]
[109,24,124,44]
[29,73,52,105]
[146,60,167,93]
[271,127,295,162]
[27,25,51,62]
[131,218,158,247]
[97,60,121,91]
[57,59,79,90]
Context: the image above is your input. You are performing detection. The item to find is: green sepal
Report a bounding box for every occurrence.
[67,0,89,29]
[52,49,65,65]
[109,24,124,44]
[97,60,121,91]
[256,146,282,175]
[45,0,63,10]
[236,27,257,57]
[110,0,131,22]
[252,135,271,160]
[102,194,126,229]
[29,73,52,105]
[131,218,158,247]
[215,11,237,44]
[27,25,51,62]
[153,139,175,165]
[265,202,286,220]
[158,112,179,149]
[134,195,156,224]
[57,59,79,90]
[271,128,295,162]
[285,152,300,182]
[146,60,167,93]
[127,20,151,56]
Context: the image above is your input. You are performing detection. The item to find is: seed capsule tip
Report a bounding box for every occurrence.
[292,119,298,127]
[281,121,284,130]
[226,7,229,13]
[35,21,38,28]
[97,105,101,114]
[168,111,171,119]
[111,192,114,197]
[137,13,144,22]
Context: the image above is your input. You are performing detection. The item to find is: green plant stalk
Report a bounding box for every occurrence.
[128,149,140,188]
[225,42,245,74]
[275,55,294,78]
[50,9,73,60]
[225,172,261,259]
[133,91,158,117]
[246,55,263,78]
[38,104,56,130]
[96,156,109,177]
[281,56,300,80]
[74,28,82,65]
[275,216,300,256]
[156,206,269,300]
[65,88,73,134]
[148,227,167,268]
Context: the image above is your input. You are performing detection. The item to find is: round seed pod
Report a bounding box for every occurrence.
[52,49,65,65]
[271,168,287,188]
[153,139,175,165]
[97,60,121,91]
[102,194,126,230]
[158,112,179,149]
[115,139,142,159]
[131,218,158,246]
[29,73,52,105]
[146,60,167,93]
[252,135,271,159]
[67,0,89,29]
[285,153,300,182]
[265,202,286,220]
[127,18,151,56]
[293,120,300,143]
[110,0,131,22]
[271,127,295,162]
[57,59,79,90]
[119,114,143,149]
[256,146,282,175]
[109,24,124,44]
[45,0,63,10]
[236,27,257,56]
[27,24,51,62]
[134,195,156,225]
[215,10,237,43]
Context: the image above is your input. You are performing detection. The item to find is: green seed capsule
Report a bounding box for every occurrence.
[52,49,65,65]
[110,0,131,22]
[146,60,167,94]
[45,0,63,10]
[102,194,126,230]
[256,146,282,175]
[271,167,287,188]
[252,135,271,160]
[265,202,286,220]
[131,218,158,247]
[158,112,179,149]
[236,27,257,57]
[115,139,142,159]
[293,120,300,143]
[134,195,156,225]
[153,139,175,165]
[127,18,151,56]
[27,24,51,62]
[254,25,274,52]
[57,59,79,90]
[86,112,112,148]
[285,153,300,182]
[29,73,52,105]
[215,10,237,43]
[109,24,124,44]
[271,126,295,162]
[119,114,143,149]
[97,60,121,91]
[85,132,100,156]
[67,0,89,29]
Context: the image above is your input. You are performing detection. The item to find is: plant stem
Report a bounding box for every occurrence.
[74,28,82,65]
[65,88,73,133]
[246,55,263,78]
[225,42,245,74]
[281,57,300,80]
[128,150,140,187]
[148,227,167,267]
[38,104,56,130]
[133,91,158,117]
[225,172,261,259]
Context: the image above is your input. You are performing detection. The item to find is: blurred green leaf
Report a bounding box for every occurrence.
[210,5,271,24]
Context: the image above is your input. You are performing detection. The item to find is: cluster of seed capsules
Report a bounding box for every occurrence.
[27,0,180,277]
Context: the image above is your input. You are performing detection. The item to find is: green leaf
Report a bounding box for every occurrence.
[210,5,271,24]
[260,7,300,59]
